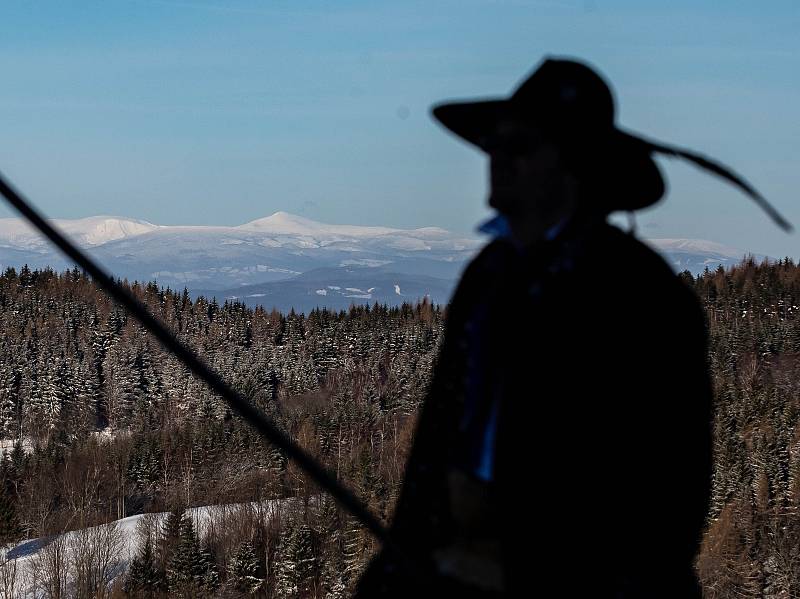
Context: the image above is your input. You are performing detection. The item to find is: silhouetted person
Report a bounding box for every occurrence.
[356,57,790,598]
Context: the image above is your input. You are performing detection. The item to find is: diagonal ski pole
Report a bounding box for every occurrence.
[0,171,396,549]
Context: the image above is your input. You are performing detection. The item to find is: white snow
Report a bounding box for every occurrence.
[0,211,482,294]
[0,216,157,249]
[339,258,392,267]
[0,499,289,598]
[0,211,761,292]
[237,211,401,238]
[378,236,432,251]
[0,214,750,265]
[0,439,33,457]
[645,238,744,258]
[0,213,478,257]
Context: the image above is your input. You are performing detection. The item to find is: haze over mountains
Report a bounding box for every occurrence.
[0,212,761,312]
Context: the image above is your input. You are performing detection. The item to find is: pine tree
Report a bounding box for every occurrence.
[227,541,263,594]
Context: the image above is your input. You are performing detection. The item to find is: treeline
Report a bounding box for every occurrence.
[4,258,800,596]
[688,258,800,597]
[0,265,441,597]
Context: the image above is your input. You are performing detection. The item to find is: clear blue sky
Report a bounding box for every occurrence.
[0,1,797,258]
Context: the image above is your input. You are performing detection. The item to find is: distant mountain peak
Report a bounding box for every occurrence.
[0,215,157,248]
[237,212,406,238]
[244,211,315,228]
[0,212,770,310]
[645,238,744,258]
[644,237,765,273]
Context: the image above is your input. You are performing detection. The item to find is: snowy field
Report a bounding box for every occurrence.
[0,499,290,598]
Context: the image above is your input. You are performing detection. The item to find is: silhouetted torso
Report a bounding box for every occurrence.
[357,217,712,598]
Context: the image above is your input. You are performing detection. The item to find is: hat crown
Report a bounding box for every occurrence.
[431,56,789,230]
[511,58,615,131]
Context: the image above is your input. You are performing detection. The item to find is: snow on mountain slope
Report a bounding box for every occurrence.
[0,212,482,291]
[237,212,460,251]
[0,211,766,304]
[0,216,157,250]
[0,216,157,248]
[237,211,401,238]
[646,238,742,258]
[644,237,761,273]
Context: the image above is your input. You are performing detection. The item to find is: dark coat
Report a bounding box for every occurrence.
[357,220,713,598]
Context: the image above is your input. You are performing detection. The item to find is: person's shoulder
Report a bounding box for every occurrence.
[584,224,686,289]
[586,223,701,308]
[456,238,517,288]
[445,238,516,316]
[468,237,518,269]
[589,223,675,277]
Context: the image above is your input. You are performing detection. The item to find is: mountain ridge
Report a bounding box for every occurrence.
[0,211,767,312]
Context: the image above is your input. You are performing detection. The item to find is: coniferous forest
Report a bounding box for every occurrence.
[0,258,799,596]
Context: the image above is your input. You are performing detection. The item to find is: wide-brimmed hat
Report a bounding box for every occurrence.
[432,57,791,228]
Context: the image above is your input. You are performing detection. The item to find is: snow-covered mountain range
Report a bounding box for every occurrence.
[0,212,761,312]
[644,238,761,274]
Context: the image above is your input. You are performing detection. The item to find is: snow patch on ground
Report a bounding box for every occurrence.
[0,500,288,598]
[0,439,33,457]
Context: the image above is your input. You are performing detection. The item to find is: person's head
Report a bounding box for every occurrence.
[484,118,583,233]
[432,57,666,240]
[432,56,791,240]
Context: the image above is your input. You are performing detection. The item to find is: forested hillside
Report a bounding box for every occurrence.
[0,258,799,597]
[0,265,440,597]
[692,259,800,597]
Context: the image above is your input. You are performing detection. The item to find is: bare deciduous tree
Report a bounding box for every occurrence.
[0,553,18,599]
[35,533,69,599]
[70,521,124,599]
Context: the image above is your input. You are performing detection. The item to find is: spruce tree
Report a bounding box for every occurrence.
[275,522,317,598]
[124,535,162,596]
[228,541,263,594]
[166,514,218,596]
[0,486,18,544]
[157,507,184,571]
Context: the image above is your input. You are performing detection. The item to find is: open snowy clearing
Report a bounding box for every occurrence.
[0,498,293,598]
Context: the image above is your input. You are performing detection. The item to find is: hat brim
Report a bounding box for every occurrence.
[432,99,516,150]
[605,130,666,211]
[432,100,665,211]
